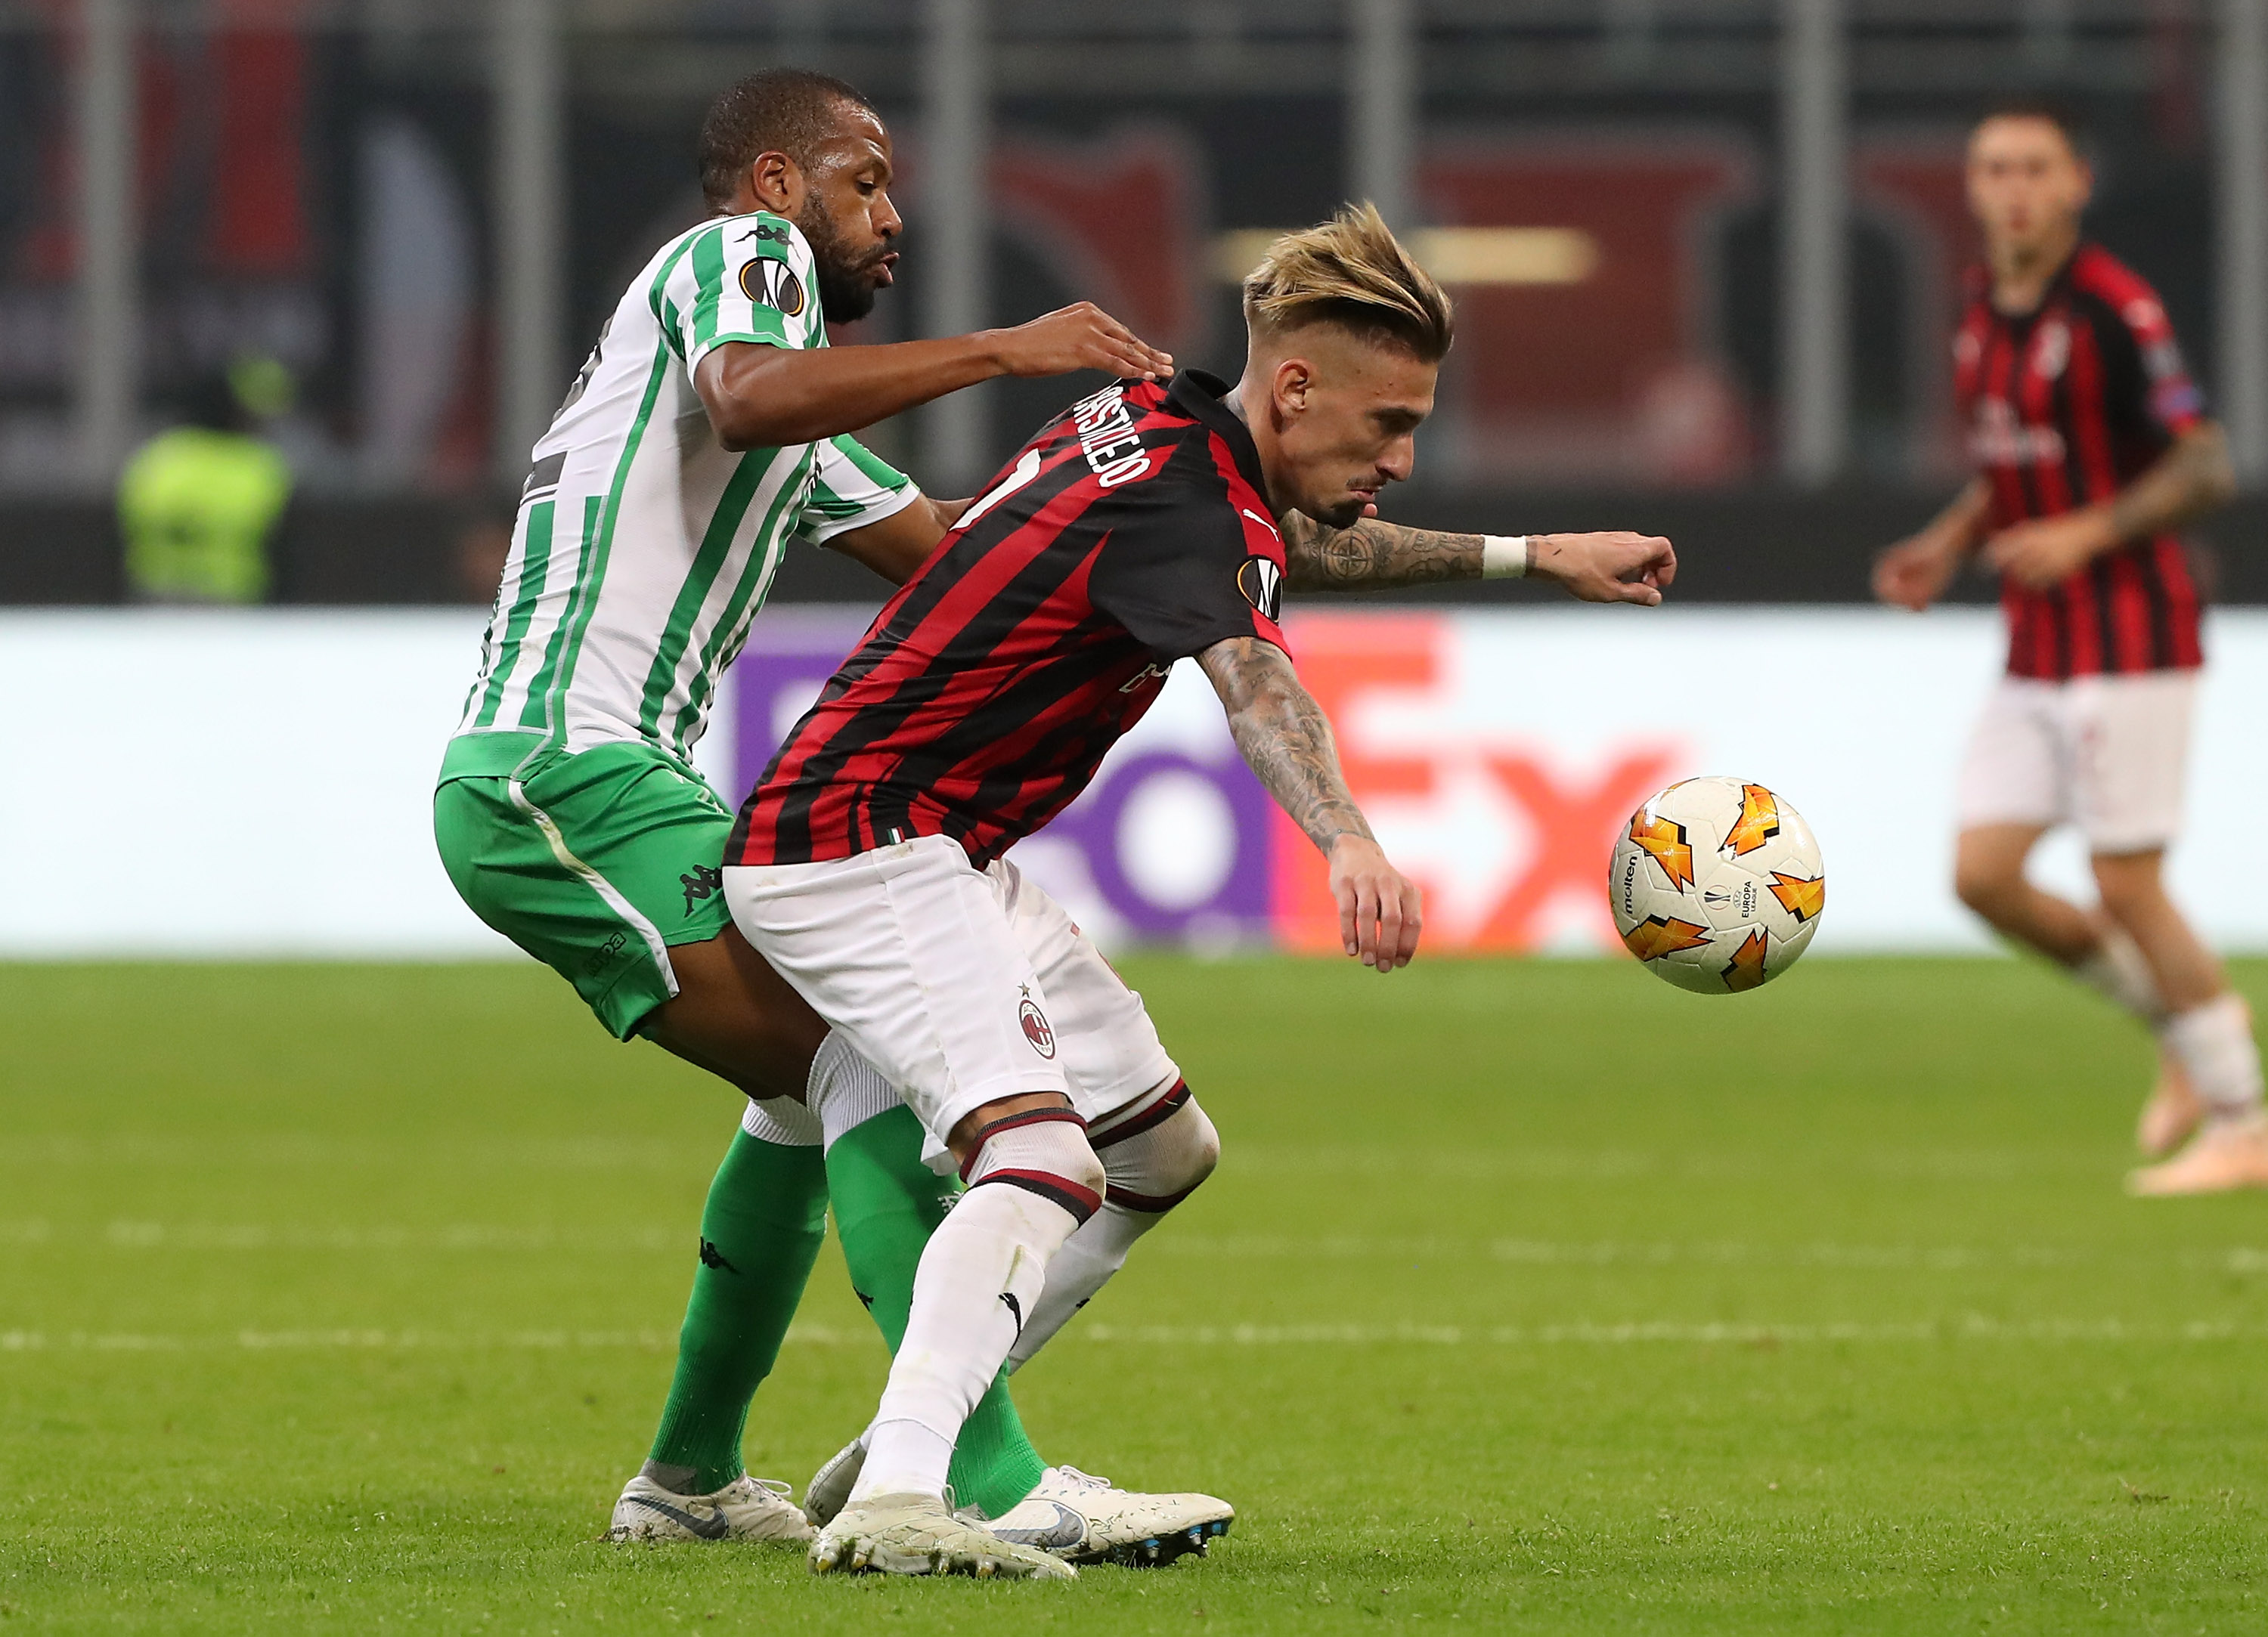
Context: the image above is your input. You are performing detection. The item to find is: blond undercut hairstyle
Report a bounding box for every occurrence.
[1241,202,1453,363]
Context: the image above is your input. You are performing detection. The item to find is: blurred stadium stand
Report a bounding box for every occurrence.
[2,0,2263,606]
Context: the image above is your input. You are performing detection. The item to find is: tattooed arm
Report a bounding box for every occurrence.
[1198,634,1422,971]
[1279,512,1678,605]
[1981,422,2235,590]
[1279,512,1487,591]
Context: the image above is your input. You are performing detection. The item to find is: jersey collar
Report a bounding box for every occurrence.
[1164,369,1273,509]
[1988,240,2087,324]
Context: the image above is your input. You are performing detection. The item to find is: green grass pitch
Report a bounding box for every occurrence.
[4,954,2266,1633]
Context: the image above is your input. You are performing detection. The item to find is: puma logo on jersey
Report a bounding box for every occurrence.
[740,255,806,318]
[1238,555,1283,622]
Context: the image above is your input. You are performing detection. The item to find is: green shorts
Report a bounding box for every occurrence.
[434,735,736,1040]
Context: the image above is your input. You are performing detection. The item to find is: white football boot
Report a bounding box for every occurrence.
[802,1434,867,1527]
[967,1465,1234,1567]
[805,1437,1232,1567]
[810,1492,1076,1580]
[606,1473,816,1544]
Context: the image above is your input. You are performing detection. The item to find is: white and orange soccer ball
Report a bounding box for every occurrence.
[1607,776,1825,995]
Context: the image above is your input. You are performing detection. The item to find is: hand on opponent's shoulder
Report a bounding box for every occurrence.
[982,302,1173,382]
[695,304,1171,453]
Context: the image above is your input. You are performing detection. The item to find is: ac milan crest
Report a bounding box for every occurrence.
[1018,996,1056,1059]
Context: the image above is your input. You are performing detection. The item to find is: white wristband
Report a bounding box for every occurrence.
[1481,534,1529,579]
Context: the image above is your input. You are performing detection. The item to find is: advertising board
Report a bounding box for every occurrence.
[6,607,2266,958]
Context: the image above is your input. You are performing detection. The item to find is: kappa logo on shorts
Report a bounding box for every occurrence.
[1018,991,1057,1060]
[680,862,723,914]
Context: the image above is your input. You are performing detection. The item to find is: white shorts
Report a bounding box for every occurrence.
[1954,670,2198,854]
[723,834,1179,1160]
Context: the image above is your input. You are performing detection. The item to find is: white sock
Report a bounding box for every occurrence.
[847,1183,1080,1505]
[1005,1085,1217,1370]
[2072,927,2170,1027]
[1006,1202,1156,1370]
[2162,994,2265,1122]
[806,1030,904,1152]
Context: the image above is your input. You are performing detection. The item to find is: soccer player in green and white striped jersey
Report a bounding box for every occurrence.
[435,70,1232,1564]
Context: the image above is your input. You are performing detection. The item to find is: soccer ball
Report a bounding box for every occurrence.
[1607,776,1825,995]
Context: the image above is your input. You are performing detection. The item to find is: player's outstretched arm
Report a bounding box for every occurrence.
[697,303,1173,451]
[1279,514,1675,605]
[1197,634,1421,972]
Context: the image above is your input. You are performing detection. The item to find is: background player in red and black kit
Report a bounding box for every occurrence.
[1873,101,2266,1196]
[720,206,1677,1579]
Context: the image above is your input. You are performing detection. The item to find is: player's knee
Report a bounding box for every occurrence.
[2091,854,2164,923]
[960,1107,1105,1224]
[1092,1081,1219,1214]
[1953,855,2017,919]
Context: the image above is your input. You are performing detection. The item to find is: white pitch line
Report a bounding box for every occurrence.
[2,1318,2260,1354]
[0,1141,2115,1181]
[13,1223,2268,1276]
[89,1221,680,1252]
[1072,1318,2263,1345]
[1150,1236,2130,1268]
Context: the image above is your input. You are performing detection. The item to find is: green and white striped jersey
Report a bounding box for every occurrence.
[447,211,916,777]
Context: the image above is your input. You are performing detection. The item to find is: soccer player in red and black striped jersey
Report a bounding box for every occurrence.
[1873,101,2267,1196]
[721,206,1676,1576]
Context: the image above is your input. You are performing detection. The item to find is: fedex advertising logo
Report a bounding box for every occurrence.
[730,609,1690,954]
[1272,614,1687,953]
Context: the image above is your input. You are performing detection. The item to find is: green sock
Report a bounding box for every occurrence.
[826,1105,1049,1517]
[644,1130,828,1493]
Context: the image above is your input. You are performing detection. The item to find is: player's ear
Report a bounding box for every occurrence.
[747,150,803,217]
[1272,357,1313,418]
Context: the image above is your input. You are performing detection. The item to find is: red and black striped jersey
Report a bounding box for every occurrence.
[1954,243,2206,679]
[730,369,1290,871]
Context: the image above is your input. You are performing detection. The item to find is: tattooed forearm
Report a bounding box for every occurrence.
[1279,511,1486,593]
[1198,636,1373,856]
[2106,422,2235,543]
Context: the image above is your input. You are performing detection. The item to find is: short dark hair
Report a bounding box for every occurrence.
[1975,95,2086,154]
[697,69,877,208]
